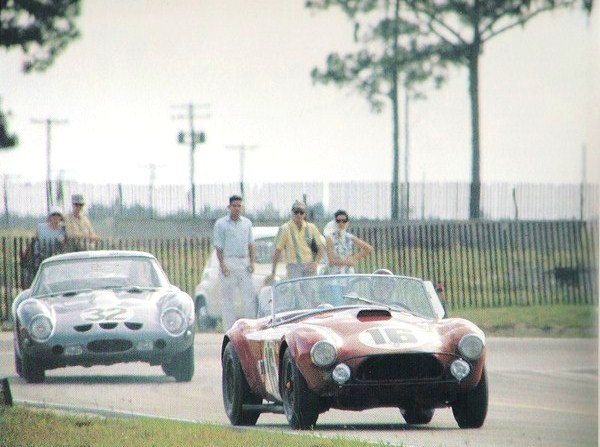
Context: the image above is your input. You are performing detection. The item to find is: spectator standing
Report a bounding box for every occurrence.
[267,200,323,281]
[213,195,256,331]
[63,194,99,251]
[325,210,373,274]
[36,205,66,257]
[21,206,66,287]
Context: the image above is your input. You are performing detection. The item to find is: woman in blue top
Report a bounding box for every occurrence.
[36,206,66,256]
[325,210,373,274]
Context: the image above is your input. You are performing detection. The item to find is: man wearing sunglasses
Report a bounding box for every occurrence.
[267,200,323,281]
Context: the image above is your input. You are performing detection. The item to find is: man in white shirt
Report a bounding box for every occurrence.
[213,195,256,331]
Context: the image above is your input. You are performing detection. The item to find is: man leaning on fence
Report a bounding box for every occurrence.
[267,200,323,281]
[64,194,99,252]
[213,195,256,331]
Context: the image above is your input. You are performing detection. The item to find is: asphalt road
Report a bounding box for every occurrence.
[1,333,597,447]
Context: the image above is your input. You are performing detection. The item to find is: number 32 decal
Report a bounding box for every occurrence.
[81,307,133,322]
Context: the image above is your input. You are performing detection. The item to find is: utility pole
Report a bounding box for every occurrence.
[403,86,410,221]
[226,145,257,198]
[173,103,209,218]
[32,118,67,214]
[580,143,587,221]
[139,163,165,218]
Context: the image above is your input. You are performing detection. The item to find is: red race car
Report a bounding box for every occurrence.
[221,272,487,429]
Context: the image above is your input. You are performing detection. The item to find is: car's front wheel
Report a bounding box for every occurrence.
[14,350,23,378]
[222,343,261,425]
[195,296,215,331]
[452,368,488,428]
[21,352,45,383]
[401,407,435,425]
[162,345,194,382]
[281,348,319,430]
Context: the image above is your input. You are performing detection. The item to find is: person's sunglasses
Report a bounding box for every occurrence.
[293,209,305,215]
[336,218,349,223]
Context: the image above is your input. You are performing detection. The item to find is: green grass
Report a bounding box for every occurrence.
[0,407,394,447]
[449,304,598,338]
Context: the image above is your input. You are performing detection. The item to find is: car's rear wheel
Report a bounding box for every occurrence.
[452,368,488,428]
[222,343,261,425]
[22,352,45,383]
[281,348,319,430]
[162,345,194,382]
[401,407,435,425]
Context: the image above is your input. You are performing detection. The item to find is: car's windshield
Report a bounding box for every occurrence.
[254,237,275,264]
[31,257,170,296]
[268,274,438,322]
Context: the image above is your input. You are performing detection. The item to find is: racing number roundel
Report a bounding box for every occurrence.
[80,307,134,322]
[358,325,432,350]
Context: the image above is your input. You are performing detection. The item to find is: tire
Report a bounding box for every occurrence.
[452,367,488,428]
[401,407,435,425]
[14,351,23,378]
[22,353,45,383]
[195,296,214,332]
[162,345,195,382]
[222,343,261,426]
[281,349,319,430]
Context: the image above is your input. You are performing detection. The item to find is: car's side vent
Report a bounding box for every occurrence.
[74,324,93,332]
[99,323,118,330]
[125,322,143,330]
[357,309,391,322]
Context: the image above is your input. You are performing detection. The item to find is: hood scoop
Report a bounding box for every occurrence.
[357,309,392,322]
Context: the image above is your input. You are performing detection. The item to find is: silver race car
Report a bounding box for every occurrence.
[12,250,195,383]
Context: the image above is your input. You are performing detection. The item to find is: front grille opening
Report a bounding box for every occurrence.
[356,354,444,382]
[125,322,143,330]
[87,339,132,353]
[52,345,64,355]
[99,323,118,330]
[74,324,93,332]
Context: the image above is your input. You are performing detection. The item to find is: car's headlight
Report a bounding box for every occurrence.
[310,340,337,367]
[160,308,186,336]
[458,334,485,361]
[29,315,53,342]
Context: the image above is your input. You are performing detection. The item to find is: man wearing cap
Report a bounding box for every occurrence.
[267,200,323,281]
[213,195,256,331]
[64,194,99,252]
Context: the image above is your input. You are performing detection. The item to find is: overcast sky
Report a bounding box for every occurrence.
[1,0,598,187]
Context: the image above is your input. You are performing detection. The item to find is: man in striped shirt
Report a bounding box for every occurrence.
[268,200,323,281]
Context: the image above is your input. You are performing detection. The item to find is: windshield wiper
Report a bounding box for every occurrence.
[60,288,93,297]
[123,286,157,293]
